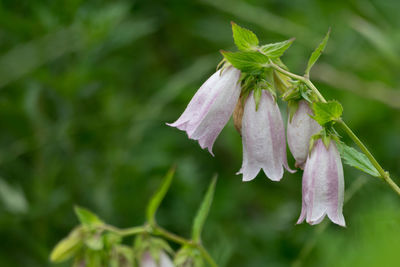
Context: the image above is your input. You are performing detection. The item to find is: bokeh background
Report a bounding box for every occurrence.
[1,0,400,266]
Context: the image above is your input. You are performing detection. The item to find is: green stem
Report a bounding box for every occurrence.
[102,223,219,266]
[101,225,148,236]
[152,225,192,245]
[338,120,400,196]
[268,60,400,197]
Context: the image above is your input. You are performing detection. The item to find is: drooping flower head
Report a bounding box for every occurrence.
[167,66,241,155]
[238,90,294,181]
[287,100,322,169]
[297,138,345,226]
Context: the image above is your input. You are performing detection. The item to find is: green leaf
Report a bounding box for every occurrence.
[74,206,103,226]
[50,227,84,263]
[231,22,259,51]
[305,28,330,76]
[192,175,217,242]
[260,38,295,58]
[221,51,269,73]
[312,101,343,126]
[146,166,176,225]
[336,142,380,177]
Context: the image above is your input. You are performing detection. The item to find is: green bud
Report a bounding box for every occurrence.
[50,227,84,263]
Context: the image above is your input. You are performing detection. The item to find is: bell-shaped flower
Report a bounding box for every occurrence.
[238,90,294,181]
[140,251,174,267]
[297,139,345,226]
[167,67,241,155]
[287,100,322,169]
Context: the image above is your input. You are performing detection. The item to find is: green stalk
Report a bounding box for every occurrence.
[268,60,400,197]
[101,223,218,266]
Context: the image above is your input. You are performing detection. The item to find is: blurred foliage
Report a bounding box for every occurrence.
[0,0,399,266]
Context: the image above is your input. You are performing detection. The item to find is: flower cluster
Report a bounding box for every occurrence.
[168,23,347,227]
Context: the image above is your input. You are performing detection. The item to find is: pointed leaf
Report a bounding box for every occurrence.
[260,38,295,58]
[192,175,217,242]
[221,51,268,73]
[231,22,259,51]
[305,28,330,76]
[146,167,176,225]
[74,206,103,226]
[336,142,380,177]
[311,100,343,126]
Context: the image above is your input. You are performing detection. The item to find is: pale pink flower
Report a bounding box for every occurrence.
[140,251,174,267]
[238,90,294,181]
[287,100,322,169]
[167,67,241,155]
[297,139,345,227]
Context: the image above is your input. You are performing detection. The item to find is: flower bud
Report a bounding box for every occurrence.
[287,100,321,169]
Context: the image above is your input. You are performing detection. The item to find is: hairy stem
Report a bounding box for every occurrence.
[269,60,400,197]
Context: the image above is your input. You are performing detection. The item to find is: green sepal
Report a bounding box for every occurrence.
[74,206,104,227]
[146,166,176,226]
[133,235,173,266]
[84,230,104,251]
[273,70,292,94]
[282,83,301,102]
[191,175,217,243]
[260,38,295,58]
[220,50,269,74]
[253,86,262,111]
[110,245,134,267]
[288,100,299,123]
[311,100,343,126]
[336,142,380,177]
[231,21,259,51]
[322,134,331,149]
[299,83,318,103]
[305,28,331,77]
[174,246,204,267]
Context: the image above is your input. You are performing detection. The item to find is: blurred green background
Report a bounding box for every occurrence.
[1,0,400,266]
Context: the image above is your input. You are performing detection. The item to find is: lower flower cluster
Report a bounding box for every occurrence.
[168,67,345,227]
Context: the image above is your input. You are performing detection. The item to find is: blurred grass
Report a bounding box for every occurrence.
[0,0,399,266]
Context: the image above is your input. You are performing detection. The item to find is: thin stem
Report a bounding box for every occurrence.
[338,120,400,196]
[102,223,219,266]
[152,225,192,245]
[101,225,148,236]
[268,60,400,197]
